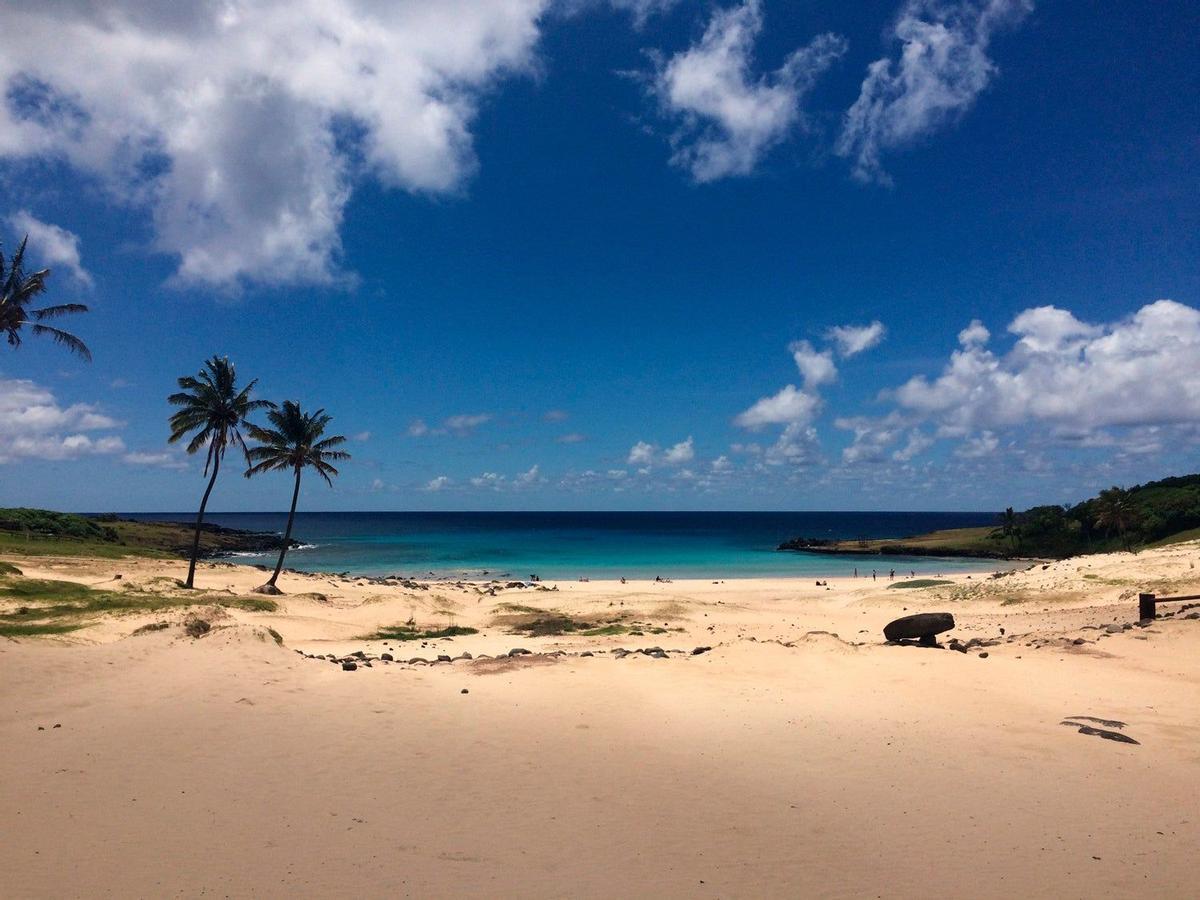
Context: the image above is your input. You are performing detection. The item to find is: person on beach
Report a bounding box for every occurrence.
[872,570,876,581]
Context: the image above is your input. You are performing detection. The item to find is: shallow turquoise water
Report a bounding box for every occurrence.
[125,510,1003,580]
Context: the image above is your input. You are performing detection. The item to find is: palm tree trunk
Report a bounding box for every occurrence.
[184,452,221,589]
[267,466,302,587]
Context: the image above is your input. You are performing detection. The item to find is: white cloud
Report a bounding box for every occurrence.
[710,454,732,473]
[0,376,124,463]
[826,320,886,357]
[663,436,695,464]
[955,430,999,457]
[542,409,570,423]
[0,1,549,287]
[957,318,990,346]
[837,0,1033,184]
[765,422,820,466]
[627,440,656,465]
[789,340,837,388]
[651,1,846,182]
[351,431,371,442]
[734,384,820,429]
[514,463,542,486]
[443,413,493,435]
[894,301,1200,433]
[7,210,92,286]
[893,429,934,461]
[556,432,587,444]
[123,451,187,470]
[407,419,430,437]
[425,475,451,492]
[470,472,506,489]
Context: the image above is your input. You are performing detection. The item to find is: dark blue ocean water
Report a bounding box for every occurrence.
[122,511,1001,580]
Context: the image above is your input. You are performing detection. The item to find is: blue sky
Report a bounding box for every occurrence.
[1,0,1197,512]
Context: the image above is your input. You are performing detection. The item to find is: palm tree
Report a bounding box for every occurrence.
[1093,486,1139,552]
[998,506,1023,554]
[1,236,90,360]
[168,357,272,588]
[244,401,349,593]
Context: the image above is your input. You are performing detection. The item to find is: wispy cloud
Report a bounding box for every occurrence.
[826,320,886,357]
[837,0,1034,184]
[650,0,846,182]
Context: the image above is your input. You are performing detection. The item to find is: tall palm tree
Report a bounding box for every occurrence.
[1093,486,1139,552]
[244,401,349,593]
[168,357,272,588]
[999,507,1021,554]
[1,236,90,360]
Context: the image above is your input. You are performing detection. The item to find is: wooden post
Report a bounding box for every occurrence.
[1138,592,1156,621]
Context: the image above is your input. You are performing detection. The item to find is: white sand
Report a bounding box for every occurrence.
[2,544,1199,897]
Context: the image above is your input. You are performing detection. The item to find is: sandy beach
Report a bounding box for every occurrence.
[3,544,1199,898]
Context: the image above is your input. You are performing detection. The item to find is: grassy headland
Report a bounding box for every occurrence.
[779,472,1200,560]
[0,508,295,560]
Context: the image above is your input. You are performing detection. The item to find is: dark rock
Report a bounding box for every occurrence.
[437,654,453,663]
[883,612,955,643]
[408,657,428,665]
[461,688,469,694]
[978,651,989,659]
[1105,624,1123,634]
[508,648,531,657]
[252,582,284,596]
[580,651,594,657]
[352,650,367,659]
[381,652,394,661]
[454,652,473,661]
[342,661,358,671]
[691,646,712,655]
[646,649,668,659]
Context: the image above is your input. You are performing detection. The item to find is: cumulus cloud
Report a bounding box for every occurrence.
[839,300,1200,463]
[663,436,695,464]
[425,475,451,492]
[837,0,1033,184]
[826,320,886,357]
[627,440,656,465]
[734,384,820,429]
[7,210,92,286]
[0,1,549,287]
[651,0,846,182]
[789,340,837,388]
[0,377,123,463]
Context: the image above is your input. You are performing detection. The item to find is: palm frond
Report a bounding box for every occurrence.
[28,324,91,361]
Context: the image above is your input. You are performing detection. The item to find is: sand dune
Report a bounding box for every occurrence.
[3,545,1199,896]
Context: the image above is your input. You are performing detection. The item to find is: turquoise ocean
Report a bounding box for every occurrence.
[124,511,1002,580]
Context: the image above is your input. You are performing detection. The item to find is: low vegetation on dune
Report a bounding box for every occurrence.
[888,579,955,589]
[490,605,677,637]
[361,623,479,641]
[0,572,277,638]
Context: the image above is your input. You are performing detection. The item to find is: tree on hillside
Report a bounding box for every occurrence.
[999,507,1022,553]
[244,401,349,594]
[1,236,90,360]
[1093,486,1140,552]
[168,357,273,588]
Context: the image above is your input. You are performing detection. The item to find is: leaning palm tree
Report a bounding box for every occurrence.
[1,236,90,360]
[168,357,273,588]
[244,401,349,593]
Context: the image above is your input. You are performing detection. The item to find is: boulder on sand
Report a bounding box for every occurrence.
[883,612,955,646]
